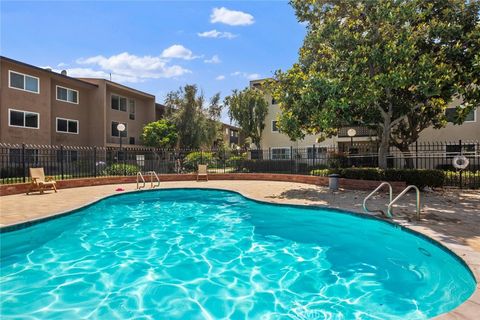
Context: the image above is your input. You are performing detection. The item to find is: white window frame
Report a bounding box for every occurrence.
[8,70,40,94]
[272,120,279,133]
[56,117,79,134]
[466,108,477,123]
[111,94,128,112]
[8,108,40,129]
[271,147,291,160]
[56,85,79,104]
[445,107,476,123]
[111,121,128,137]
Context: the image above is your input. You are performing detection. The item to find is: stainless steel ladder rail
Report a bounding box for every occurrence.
[363,182,393,215]
[147,171,160,188]
[387,185,421,219]
[136,172,146,190]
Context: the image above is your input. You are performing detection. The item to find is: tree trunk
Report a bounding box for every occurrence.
[399,145,414,169]
[378,119,391,170]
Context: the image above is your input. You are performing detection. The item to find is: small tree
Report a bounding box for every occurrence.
[141,119,178,149]
[165,85,222,149]
[224,88,269,149]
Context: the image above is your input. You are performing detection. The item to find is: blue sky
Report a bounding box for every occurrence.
[1,1,306,122]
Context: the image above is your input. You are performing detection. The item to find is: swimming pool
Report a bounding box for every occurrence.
[0,188,476,319]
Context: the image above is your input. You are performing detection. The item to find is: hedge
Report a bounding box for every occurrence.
[310,167,446,189]
[103,163,140,176]
[183,152,215,171]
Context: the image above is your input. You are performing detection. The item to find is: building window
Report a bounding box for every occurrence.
[272,120,279,132]
[56,150,78,162]
[271,148,290,160]
[445,108,476,123]
[56,118,79,134]
[8,70,39,93]
[111,121,127,137]
[446,144,476,155]
[8,109,39,129]
[129,99,135,120]
[111,94,127,111]
[129,137,135,145]
[56,86,78,104]
[230,130,238,137]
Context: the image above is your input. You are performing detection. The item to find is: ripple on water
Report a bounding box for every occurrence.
[0,189,476,319]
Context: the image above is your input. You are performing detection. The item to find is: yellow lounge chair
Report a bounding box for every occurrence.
[197,164,208,181]
[27,168,57,194]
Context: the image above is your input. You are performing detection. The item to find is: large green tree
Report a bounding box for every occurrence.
[224,87,269,148]
[141,119,178,149]
[271,0,480,168]
[165,84,222,149]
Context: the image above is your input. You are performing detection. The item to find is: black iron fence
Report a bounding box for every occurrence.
[1,140,478,188]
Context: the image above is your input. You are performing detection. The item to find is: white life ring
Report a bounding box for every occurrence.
[452,155,469,170]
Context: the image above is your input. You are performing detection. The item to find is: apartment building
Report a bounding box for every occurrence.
[250,79,479,160]
[0,56,156,147]
[222,123,244,148]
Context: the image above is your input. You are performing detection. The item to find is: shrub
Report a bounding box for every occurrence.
[310,168,341,176]
[341,168,384,181]
[444,170,480,189]
[309,167,446,189]
[184,152,215,171]
[103,163,140,176]
[242,160,294,173]
[226,155,246,168]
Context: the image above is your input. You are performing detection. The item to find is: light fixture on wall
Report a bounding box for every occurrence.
[117,123,126,162]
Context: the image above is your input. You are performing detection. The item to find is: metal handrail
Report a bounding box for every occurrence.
[146,171,160,188]
[363,182,393,215]
[136,172,145,189]
[387,185,421,219]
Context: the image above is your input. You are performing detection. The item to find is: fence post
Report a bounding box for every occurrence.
[290,146,294,174]
[22,143,26,183]
[415,141,418,169]
[93,147,97,178]
[312,144,316,169]
[60,145,64,180]
[123,148,127,176]
[459,139,462,189]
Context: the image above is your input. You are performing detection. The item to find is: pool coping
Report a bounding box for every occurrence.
[1,184,479,319]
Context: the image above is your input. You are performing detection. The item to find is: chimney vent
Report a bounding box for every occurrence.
[45,67,52,72]
[61,70,67,76]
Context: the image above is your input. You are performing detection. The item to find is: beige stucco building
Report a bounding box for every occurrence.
[250,79,479,160]
[0,56,156,147]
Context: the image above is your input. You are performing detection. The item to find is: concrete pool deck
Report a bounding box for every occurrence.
[0,180,479,319]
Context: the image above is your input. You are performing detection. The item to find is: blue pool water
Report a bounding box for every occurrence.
[0,189,475,319]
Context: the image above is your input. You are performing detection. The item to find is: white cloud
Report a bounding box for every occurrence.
[210,7,254,26]
[75,52,191,82]
[161,44,199,60]
[231,71,261,80]
[57,62,68,67]
[197,29,237,39]
[204,55,221,64]
[216,75,226,80]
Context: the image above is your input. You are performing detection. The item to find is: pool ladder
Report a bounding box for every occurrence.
[363,182,421,219]
[136,171,160,189]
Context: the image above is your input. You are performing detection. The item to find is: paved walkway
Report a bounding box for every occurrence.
[1,180,479,319]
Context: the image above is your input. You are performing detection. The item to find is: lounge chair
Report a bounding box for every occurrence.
[197,164,208,181]
[27,168,57,194]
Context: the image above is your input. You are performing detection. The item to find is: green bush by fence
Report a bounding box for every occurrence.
[183,152,215,171]
[103,163,140,176]
[310,167,447,189]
